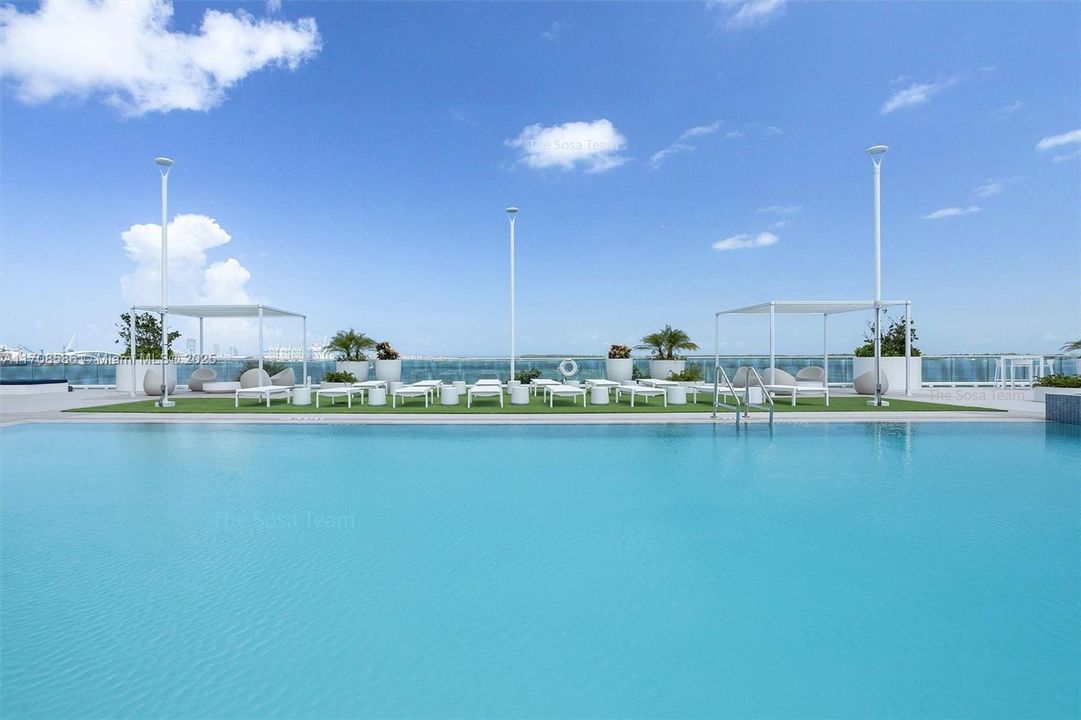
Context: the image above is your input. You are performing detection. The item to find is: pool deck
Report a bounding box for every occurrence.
[0,386,1047,427]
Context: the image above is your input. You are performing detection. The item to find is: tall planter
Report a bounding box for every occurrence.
[374,359,402,383]
[336,360,369,382]
[649,359,685,380]
[852,356,922,394]
[116,360,176,393]
[605,358,633,383]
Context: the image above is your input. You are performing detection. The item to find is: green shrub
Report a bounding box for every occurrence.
[514,368,542,384]
[322,370,357,384]
[1034,374,1081,388]
[854,313,921,357]
[607,344,632,359]
[667,365,703,382]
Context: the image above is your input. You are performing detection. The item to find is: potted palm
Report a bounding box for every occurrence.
[373,341,402,382]
[605,344,634,383]
[637,325,699,380]
[327,328,374,382]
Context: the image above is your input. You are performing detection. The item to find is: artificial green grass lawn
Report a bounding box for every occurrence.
[71,393,998,414]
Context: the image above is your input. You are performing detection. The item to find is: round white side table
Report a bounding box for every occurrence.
[510,385,530,405]
[292,386,311,406]
[452,380,467,393]
[666,386,688,405]
[590,385,610,405]
[368,387,388,406]
[441,385,460,405]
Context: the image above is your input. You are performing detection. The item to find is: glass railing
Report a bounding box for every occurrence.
[2,354,1076,387]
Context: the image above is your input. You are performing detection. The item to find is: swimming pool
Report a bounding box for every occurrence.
[2,422,1078,718]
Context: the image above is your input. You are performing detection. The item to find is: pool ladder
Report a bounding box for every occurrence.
[711,365,774,428]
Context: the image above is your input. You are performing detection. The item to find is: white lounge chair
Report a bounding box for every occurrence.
[546,383,587,407]
[392,386,431,407]
[240,368,272,389]
[467,384,504,407]
[615,384,667,407]
[187,367,217,392]
[316,387,365,408]
[235,385,292,407]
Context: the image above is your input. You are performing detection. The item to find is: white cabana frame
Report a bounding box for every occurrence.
[129,303,307,398]
[714,300,913,399]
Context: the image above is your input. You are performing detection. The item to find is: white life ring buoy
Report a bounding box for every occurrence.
[558,358,579,379]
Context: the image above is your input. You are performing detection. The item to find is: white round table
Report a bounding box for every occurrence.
[590,385,610,405]
[453,381,467,394]
[440,385,460,405]
[292,386,311,406]
[510,385,530,405]
[368,387,387,406]
[666,386,688,405]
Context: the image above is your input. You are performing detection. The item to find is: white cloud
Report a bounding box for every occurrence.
[757,204,801,215]
[712,231,779,251]
[724,130,745,139]
[972,177,1019,197]
[120,214,271,351]
[679,121,722,140]
[1053,149,1081,163]
[0,0,321,115]
[1036,129,1081,152]
[540,21,561,40]
[920,206,982,220]
[710,0,787,31]
[266,0,283,13]
[120,214,253,304]
[992,100,1024,117]
[880,76,958,114]
[764,125,783,136]
[649,121,721,169]
[506,119,628,173]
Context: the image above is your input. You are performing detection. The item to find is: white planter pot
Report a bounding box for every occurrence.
[649,360,685,380]
[605,358,633,383]
[852,356,922,394]
[336,360,369,382]
[374,359,402,383]
[116,360,177,393]
[1033,387,1081,403]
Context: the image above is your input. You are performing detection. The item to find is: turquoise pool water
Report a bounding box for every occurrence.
[2,423,1078,718]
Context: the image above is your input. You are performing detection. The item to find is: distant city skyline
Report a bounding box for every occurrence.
[1,0,1079,356]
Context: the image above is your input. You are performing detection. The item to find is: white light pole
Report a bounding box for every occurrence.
[866,145,888,407]
[506,206,518,381]
[155,156,175,408]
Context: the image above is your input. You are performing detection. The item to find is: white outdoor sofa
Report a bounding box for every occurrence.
[614,384,667,407]
[235,385,293,408]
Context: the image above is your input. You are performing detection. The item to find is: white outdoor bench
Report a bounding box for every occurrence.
[234,385,293,408]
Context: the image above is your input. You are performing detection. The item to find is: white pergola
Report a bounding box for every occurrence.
[714,300,913,396]
[129,304,307,398]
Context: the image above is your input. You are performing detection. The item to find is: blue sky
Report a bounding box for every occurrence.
[2,0,1079,357]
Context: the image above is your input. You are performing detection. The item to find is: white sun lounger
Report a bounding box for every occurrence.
[530,378,561,397]
[546,384,587,407]
[468,384,504,407]
[475,379,503,387]
[235,385,293,408]
[392,386,431,407]
[765,384,829,407]
[615,384,667,407]
[316,387,365,408]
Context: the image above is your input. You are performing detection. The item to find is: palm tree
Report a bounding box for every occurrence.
[1062,339,1081,354]
[326,328,376,361]
[636,325,699,360]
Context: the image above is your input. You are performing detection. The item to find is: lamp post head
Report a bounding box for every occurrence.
[866,145,888,167]
[155,156,175,176]
[506,206,518,216]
